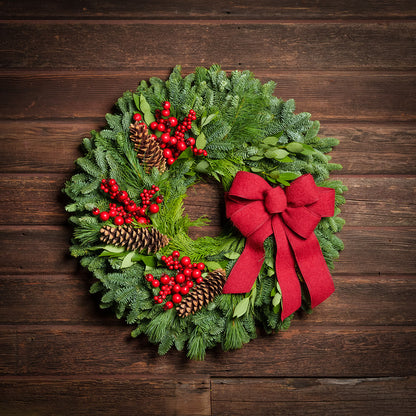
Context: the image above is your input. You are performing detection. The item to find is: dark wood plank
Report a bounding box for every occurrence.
[1,275,414,326]
[211,377,416,416]
[1,72,415,122]
[1,121,415,175]
[2,0,416,19]
[0,377,211,416]
[1,23,415,70]
[0,174,414,227]
[1,326,414,377]
[0,226,414,275]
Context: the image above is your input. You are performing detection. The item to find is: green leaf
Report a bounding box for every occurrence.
[279,156,293,163]
[177,146,193,160]
[205,261,222,271]
[278,172,300,181]
[248,155,263,161]
[103,245,125,253]
[233,297,250,318]
[264,149,289,160]
[121,251,135,269]
[132,253,156,267]
[250,167,263,173]
[224,252,240,260]
[272,292,282,307]
[140,94,156,125]
[133,93,141,111]
[196,132,207,149]
[286,142,304,153]
[262,136,280,146]
[201,113,217,127]
[195,160,210,173]
[301,144,316,156]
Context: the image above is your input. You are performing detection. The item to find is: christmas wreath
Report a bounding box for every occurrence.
[64,65,346,360]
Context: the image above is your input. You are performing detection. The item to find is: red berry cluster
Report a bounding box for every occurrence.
[92,178,162,225]
[145,250,206,310]
[134,101,208,166]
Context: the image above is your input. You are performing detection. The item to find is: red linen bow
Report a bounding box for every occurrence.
[222,171,336,320]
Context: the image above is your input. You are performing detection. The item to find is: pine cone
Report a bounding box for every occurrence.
[99,225,169,253]
[129,121,166,173]
[176,269,227,318]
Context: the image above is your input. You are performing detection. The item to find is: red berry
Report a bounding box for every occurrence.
[163,148,172,159]
[169,137,177,145]
[108,179,116,186]
[161,133,170,143]
[180,286,190,295]
[157,123,166,132]
[125,217,132,224]
[167,157,175,165]
[160,275,170,285]
[155,196,163,204]
[197,262,206,270]
[172,250,180,258]
[196,276,203,284]
[177,141,187,152]
[162,101,171,109]
[187,137,196,146]
[137,217,147,224]
[168,116,178,127]
[172,294,182,304]
[118,191,128,201]
[186,281,194,288]
[151,279,160,288]
[161,109,170,117]
[173,284,181,293]
[183,268,193,277]
[114,216,124,226]
[133,113,142,121]
[99,211,110,221]
[110,184,119,192]
[181,256,191,267]
[150,121,158,130]
[165,301,174,310]
[149,204,159,214]
[192,269,202,279]
[145,274,154,281]
[175,273,185,284]
[92,208,100,216]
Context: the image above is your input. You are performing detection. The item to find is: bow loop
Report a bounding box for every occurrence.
[285,174,320,207]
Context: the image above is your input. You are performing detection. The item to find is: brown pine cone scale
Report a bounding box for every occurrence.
[176,269,227,318]
[100,225,169,253]
[129,121,166,173]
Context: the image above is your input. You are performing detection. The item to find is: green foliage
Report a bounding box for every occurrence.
[63,65,346,360]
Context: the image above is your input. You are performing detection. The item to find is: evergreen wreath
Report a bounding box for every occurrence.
[64,65,346,360]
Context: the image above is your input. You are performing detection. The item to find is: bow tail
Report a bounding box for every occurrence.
[223,223,273,294]
[272,216,302,320]
[286,229,335,309]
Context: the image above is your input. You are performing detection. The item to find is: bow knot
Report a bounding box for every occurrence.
[264,187,286,214]
[223,171,336,320]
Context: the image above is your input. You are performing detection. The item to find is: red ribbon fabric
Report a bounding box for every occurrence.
[222,171,335,320]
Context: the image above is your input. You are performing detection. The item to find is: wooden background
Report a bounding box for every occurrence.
[1,1,415,415]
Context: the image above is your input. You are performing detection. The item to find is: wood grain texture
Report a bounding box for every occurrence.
[0,377,211,416]
[0,226,414,275]
[1,275,415,326]
[0,2,415,414]
[1,326,415,377]
[1,23,415,70]
[2,0,416,19]
[211,377,416,416]
[2,72,415,122]
[1,121,415,175]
